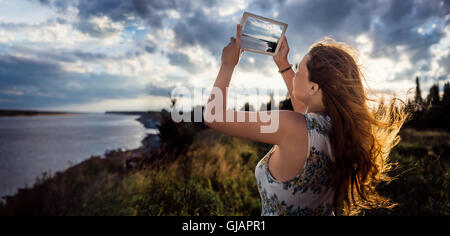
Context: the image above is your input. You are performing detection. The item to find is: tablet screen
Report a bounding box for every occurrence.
[240,12,287,55]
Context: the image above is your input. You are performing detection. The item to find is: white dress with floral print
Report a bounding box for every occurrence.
[254,112,335,216]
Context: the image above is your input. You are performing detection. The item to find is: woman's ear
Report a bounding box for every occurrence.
[309,83,319,95]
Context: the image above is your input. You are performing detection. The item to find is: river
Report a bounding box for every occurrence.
[0,113,157,199]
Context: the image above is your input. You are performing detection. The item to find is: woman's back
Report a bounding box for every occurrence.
[254,112,335,216]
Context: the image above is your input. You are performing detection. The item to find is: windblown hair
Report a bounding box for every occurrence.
[306,38,412,215]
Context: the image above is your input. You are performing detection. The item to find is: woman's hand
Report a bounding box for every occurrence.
[221,23,243,69]
[273,35,290,69]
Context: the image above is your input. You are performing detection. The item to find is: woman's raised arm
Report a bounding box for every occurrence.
[203,24,307,145]
[273,36,307,114]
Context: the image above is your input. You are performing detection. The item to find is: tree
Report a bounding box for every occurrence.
[156,97,206,159]
[426,84,440,106]
[415,77,423,105]
[443,82,450,105]
[260,91,277,111]
[279,92,294,111]
[240,102,255,111]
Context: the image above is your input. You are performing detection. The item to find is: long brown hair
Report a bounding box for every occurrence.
[306,38,412,215]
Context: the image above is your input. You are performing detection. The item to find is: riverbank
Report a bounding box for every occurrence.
[93,111,162,168]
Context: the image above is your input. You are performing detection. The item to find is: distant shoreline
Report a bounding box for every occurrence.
[242,33,278,44]
[0,110,79,117]
[0,110,162,117]
[0,109,162,150]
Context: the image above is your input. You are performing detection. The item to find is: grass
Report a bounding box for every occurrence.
[365,128,450,215]
[0,128,448,216]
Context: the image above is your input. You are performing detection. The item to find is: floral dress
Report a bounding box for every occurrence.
[254,112,335,216]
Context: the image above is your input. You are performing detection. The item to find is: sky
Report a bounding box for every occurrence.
[0,0,448,112]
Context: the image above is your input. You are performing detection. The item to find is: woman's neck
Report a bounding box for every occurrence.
[305,104,327,115]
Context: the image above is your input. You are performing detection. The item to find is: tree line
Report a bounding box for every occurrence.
[405,77,450,131]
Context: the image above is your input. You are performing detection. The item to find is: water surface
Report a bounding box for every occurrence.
[0,114,155,198]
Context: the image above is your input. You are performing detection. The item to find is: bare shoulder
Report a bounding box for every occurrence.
[279,110,307,122]
[271,111,309,181]
[278,110,308,145]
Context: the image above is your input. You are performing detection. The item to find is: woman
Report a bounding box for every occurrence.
[204,24,410,216]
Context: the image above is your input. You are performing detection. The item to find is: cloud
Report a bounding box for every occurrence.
[0,54,171,109]
[368,0,449,62]
[0,29,14,43]
[172,9,232,57]
[33,0,182,31]
[0,19,91,47]
[35,0,76,12]
[166,52,195,72]
[76,15,124,38]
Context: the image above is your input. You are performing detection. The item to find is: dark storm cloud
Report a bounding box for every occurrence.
[145,83,176,97]
[6,45,132,64]
[166,51,215,74]
[32,0,178,38]
[286,0,354,31]
[166,52,195,72]
[172,9,232,57]
[382,0,449,27]
[0,54,170,109]
[33,0,184,31]
[35,0,76,12]
[437,53,450,80]
[272,0,382,53]
[371,0,449,59]
[247,0,287,11]
[129,0,184,27]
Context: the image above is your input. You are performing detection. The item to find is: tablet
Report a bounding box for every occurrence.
[240,12,288,56]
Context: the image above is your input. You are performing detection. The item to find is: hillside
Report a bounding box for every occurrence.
[0,126,448,216]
